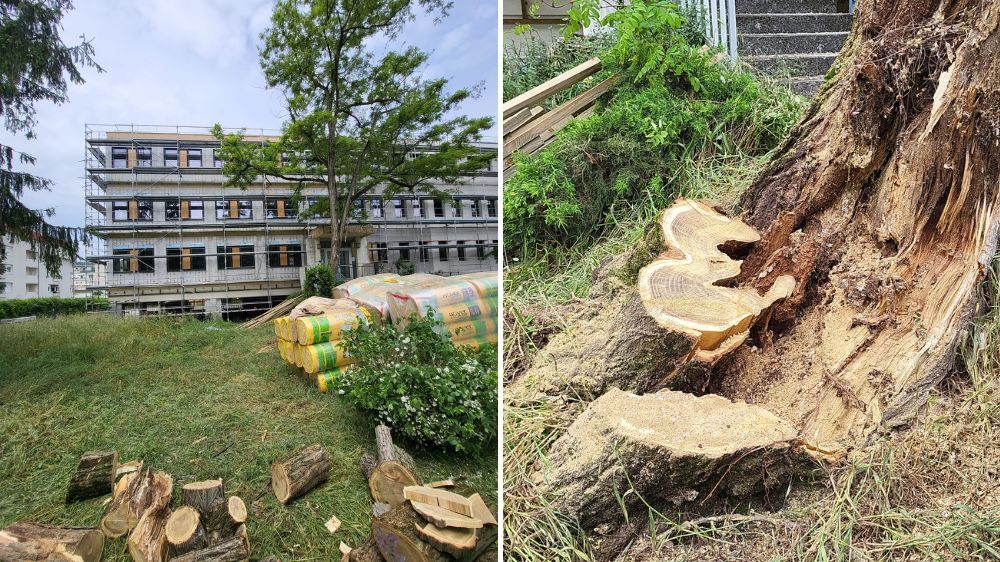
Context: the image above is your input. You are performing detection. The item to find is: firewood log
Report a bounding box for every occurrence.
[165,506,205,556]
[169,534,249,562]
[66,450,117,503]
[100,469,173,538]
[203,496,246,544]
[181,479,225,513]
[271,444,331,504]
[127,504,171,562]
[359,425,420,507]
[369,502,449,562]
[0,522,104,562]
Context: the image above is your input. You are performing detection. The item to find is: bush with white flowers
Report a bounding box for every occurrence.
[337,311,498,454]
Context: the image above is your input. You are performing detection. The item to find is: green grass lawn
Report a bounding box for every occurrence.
[0,314,498,560]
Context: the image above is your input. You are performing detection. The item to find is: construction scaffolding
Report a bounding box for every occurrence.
[84,124,500,320]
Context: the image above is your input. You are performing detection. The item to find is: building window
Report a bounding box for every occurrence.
[476,240,486,260]
[216,199,253,220]
[370,199,383,219]
[411,199,422,218]
[112,200,153,221]
[452,202,462,218]
[166,247,206,272]
[1,263,12,273]
[351,199,364,219]
[213,149,223,168]
[398,242,411,262]
[457,240,467,261]
[112,248,154,273]
[25,249,36,260]
[216,245,255,269]
[487,199,497,217]
[187,149,202,168]
[471,200,481,218]
[433,199,445,218]
[49,284,59,294]
[136,147,152,167]
[368,242,388,264]
[438,241,449,262]
[166,200,204,221]
[268,244,302,268]
[265,198,295,219]
[392,199,405,218]
[164,147,178,167]
[419,241,430,263]
[111,147,128,168]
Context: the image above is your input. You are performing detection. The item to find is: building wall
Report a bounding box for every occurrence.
[0,237,75,300]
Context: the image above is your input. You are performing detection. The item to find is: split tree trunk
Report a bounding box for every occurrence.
[127,504,171,562]
[100,469,173,538]
[169,534,249,562]
[271,444,331,504]
[0,522,104,562]
[359,424,420,509]
[66,451,117,503]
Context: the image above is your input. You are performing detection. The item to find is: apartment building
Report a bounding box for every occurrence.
[84,125,499,318]
[0,236,75,299]
[73,259,107,297]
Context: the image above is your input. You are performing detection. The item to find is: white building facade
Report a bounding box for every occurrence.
[0,236,75,299]
[84,125,499,319]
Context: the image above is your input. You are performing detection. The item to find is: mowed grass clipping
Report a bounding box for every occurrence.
[0,314,498,561]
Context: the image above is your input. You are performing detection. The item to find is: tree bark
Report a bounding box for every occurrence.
[169,534,249,562]
[100,469,173,539]
[271,444,332,504]
[127,505,171,562]
[370,503,450,562]
[181,479,224,513]
[360,424,421,508]
[0,522,104,562]
[65,450,117,503]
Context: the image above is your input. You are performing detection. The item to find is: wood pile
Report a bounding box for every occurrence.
[348,425,498,562]
[240,294,305,329]
[502,57,618,176]
[1,450,253,562]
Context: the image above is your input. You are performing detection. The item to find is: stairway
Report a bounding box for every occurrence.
[737,0,852,96]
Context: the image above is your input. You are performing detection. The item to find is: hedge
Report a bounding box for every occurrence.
[0,297,109,320]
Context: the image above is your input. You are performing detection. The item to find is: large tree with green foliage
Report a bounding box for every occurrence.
[0,0,100,275]
[214,0,493,280]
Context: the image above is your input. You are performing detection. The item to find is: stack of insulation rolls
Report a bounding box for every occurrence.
[273,297,373,392]
[385,271,498,348]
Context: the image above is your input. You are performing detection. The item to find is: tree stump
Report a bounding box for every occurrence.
[360,425,420,507]
[182,479,225,513]
[66,450,117,503]
[0,522,104,562]
[165,506,206,557]
[127,504,171,562]
[100,469,173,538]
[271,444,331,504]
[169,534,249,562]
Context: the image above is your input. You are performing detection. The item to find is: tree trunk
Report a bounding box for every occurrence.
[127,505,171,562]
[359,424,421,508]
[702,0,1000,448]
[181,479,224,513]
[271,444,332,504]
[66,450,117,503]
[100,469,173,539]
[166,506,206,557]
[370,503,450,562]
[0,522,104,562]
[169,534,249,562]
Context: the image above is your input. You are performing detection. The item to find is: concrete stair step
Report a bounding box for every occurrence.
[743,52,838,76]
[787,76,825,96]
[737,0,842,14]
[740,31,847,56]
[737,12,852,33]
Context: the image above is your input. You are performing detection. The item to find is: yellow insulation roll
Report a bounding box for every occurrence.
[443,318,497,340]
[452,332,498,349]
[453,271,498,299]
[436,297,494,324]
[295,307,370,345]
[315,366,351,393]
[302,341,354,374]
[293,343,305,368]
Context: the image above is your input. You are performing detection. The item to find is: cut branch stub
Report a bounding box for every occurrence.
[638,199,795,363]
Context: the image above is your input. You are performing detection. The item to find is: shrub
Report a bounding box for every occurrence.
[0,297,108,320]
[303,263,336,297]
[395,258,415,275]
[337,312,497,454]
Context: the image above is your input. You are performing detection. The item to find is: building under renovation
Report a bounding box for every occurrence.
[84,125,499,318]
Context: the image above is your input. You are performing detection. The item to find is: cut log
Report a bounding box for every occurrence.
[202,496,246,545]
[637,199,795,364]
[100,469,173,538]
[127,505,171,562]
[66,450,117,503]
[347,538,383,562]
[468,494,498,527]
[169,534,249,562]
[360,425,420,508]
[402,487,473,518]
[165,506,205,557]
[182,479,224,513]
[410,501,483,529]
[235,523,249,556]
[0,522,104,562]
[415,524,476,558]
[370,503,449,562]
[271,444,331,504]
[115,460,142,483]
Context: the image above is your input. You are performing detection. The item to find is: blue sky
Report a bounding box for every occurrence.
[0,0,498,229]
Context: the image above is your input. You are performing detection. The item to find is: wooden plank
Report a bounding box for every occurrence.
[279,245,288,267]
[179,149,188,168]
[231,246,240,269]
[180,200,190,220]
[229,200,239,219]
[504,74,618,160]
[127,149,136,168]
[181,248,191,271]
[410,501,483,529]
[402,487,473,518]
[503,106,544,136]
[277,199,286,218]
[502,57,602,118]
[467,494,497,527]
[128,200,138,220]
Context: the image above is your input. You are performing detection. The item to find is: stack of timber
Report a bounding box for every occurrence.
[241,294,305,329]
[349,425,498,561]
[502,57,618,175]
[2,451,252,562]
